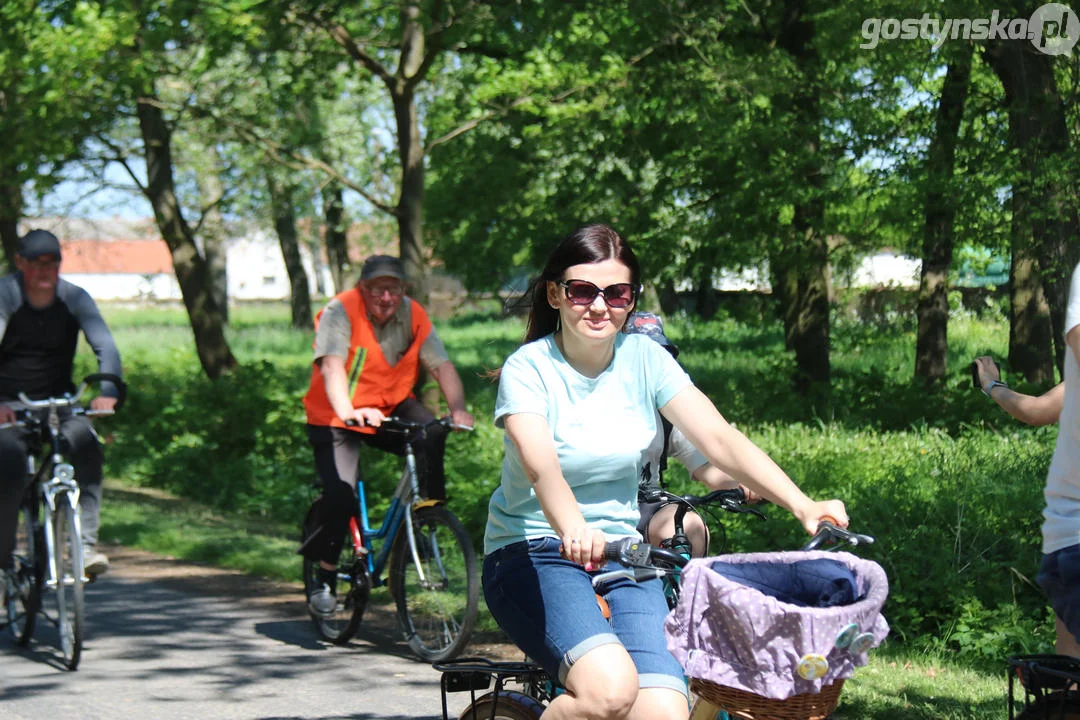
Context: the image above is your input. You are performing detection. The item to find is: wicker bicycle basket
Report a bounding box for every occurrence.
[690,677,845,720]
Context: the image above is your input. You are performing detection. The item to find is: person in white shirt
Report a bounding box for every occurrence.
[1033,263,1080,658]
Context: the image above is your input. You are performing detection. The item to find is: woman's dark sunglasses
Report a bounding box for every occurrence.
[559,279,637,308]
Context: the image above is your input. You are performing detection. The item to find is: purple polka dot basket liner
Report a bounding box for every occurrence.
[665,550,889,701]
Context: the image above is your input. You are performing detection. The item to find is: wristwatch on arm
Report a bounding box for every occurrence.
[983,379,1009,397]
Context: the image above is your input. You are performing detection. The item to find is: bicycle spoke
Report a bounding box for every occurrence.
[391,506,478,662]
[5,501,41,645]
[300,505,367,644]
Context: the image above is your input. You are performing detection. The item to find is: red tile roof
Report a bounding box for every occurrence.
[60,240,173,275]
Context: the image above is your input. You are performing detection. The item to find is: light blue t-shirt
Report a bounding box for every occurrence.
[484,332,693,554]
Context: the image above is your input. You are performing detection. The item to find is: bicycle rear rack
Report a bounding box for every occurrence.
[1008,654,1080,719]
[432,657,549,720]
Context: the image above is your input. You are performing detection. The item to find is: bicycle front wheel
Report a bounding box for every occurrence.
[53,498,85,670]
[390,505,479,662]
[689,697,729,720]
[300,504,367,644]
[459,691,546,720]
[6,499,42,645]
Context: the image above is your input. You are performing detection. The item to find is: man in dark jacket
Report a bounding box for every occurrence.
[0,229,123,578]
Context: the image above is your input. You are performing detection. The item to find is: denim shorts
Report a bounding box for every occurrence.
[1037,543,1080,640]
[482,536,687,696]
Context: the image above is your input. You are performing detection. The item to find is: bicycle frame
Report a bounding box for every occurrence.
[347,424,441,589]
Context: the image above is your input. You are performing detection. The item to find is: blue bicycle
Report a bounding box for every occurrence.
[300,416,479,662]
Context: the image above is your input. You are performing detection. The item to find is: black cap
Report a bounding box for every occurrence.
[18,229,62,260]
[360,254,406,282]
[626,311,678,359]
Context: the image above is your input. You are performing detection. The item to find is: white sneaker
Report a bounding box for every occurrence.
[308,583,336,617]
[84,548,109,578]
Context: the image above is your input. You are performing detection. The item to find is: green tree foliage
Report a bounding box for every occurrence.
[0,1,129,262]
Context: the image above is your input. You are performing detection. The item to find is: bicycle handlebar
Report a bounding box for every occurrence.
[344,415,473,433]
[591,538,689,587]
[640,486,767,521]
[801,520,875,551]
[15,373,127,412]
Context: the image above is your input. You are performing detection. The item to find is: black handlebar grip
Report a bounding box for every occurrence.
[603,540,625,562]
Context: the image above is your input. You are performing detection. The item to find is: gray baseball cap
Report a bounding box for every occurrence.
[360,254,406,281]
[18,229,62,259]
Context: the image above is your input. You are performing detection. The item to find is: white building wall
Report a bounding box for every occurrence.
[68,235,334,303]
[65,273,182,301]
[227,234,333,300]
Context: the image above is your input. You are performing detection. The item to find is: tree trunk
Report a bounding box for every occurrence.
[135,91,237,380]
[657,278,679,316]
[1009,223,1055,381]
[693,262,718,319]
[393,86,427,304]
[322,183,350,293]
[774,0,830,394]
[197,148,229,324]
[0,181,22,271]
[393,2,428,304]
[915,47,973,385]
[986,37,1075,381]
[267,175,314,329]
[772,228,831,393]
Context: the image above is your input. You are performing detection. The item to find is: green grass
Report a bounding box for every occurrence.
[101,481,303,581]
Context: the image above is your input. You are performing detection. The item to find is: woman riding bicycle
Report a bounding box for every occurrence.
[482,223,848,720]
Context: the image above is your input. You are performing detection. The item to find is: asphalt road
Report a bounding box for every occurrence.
[0,547,500,720]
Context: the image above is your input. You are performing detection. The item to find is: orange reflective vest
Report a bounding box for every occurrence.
[303,287,433,433]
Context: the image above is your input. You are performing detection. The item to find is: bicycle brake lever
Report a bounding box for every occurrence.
[592,568,634,586]
[591,567,665,588]
[740,505,768,520]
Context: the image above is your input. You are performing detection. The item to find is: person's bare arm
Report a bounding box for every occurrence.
[662,385,846,534]
[504,412,604,567]
[430,360,475,428]
[691,464,737,490]
[690,464,762,502]
[318,355,381,425]
[975,355,1063,426]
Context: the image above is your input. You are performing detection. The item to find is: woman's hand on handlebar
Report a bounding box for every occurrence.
[0,405,15,425]
[560,525,607,570]
[794,499,848,536]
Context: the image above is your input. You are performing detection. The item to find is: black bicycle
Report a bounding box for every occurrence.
[2,373,125,671]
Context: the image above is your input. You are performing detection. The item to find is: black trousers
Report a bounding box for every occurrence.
[0,413,103,569]
[300,398,449,565]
